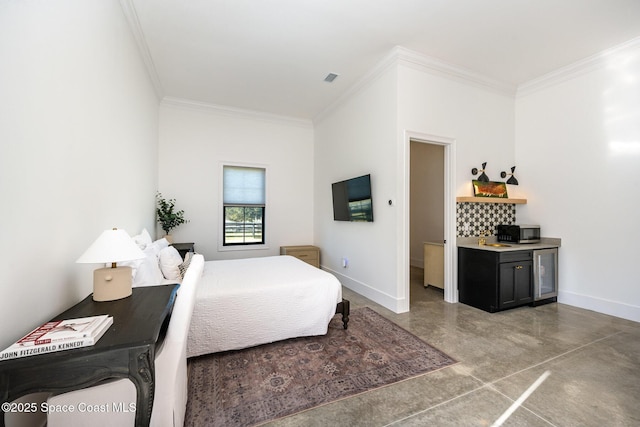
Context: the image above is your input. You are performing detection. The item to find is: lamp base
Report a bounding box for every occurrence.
[93,266,133,302]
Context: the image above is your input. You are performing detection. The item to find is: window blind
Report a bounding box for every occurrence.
[223,166,265,205]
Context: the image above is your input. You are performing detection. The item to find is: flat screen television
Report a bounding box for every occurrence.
[332,174,374,222]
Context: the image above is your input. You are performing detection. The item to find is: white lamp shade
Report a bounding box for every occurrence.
[77,229,145,264]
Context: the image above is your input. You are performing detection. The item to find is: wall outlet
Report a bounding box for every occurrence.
[342,258,348,268]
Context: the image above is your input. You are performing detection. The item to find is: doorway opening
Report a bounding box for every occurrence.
[404,132,457,309]
[410,141,444,302]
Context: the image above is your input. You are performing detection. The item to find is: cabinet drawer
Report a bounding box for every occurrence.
[288,250,318,261]
[499,250,532,263]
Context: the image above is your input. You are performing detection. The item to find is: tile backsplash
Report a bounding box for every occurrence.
[456,202,515,237]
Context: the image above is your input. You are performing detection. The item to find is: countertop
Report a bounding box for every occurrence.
[457,236,561,252]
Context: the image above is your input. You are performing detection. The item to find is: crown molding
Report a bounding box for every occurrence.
[119,0,164,101]
[161,97,314,128]
[517,36,640,98]
[393,46,517,96]
[314,46,517,124]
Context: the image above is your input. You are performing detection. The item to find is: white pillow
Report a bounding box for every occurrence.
[151,238,169,252]
[159,246,183,281]
[132,228,152,249]
[132,243,165,286]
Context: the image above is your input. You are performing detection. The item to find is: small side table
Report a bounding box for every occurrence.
[280,245,320,268]
[171,242,195,260]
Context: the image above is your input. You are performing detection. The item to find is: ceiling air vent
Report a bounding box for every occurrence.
[324,73,339,83]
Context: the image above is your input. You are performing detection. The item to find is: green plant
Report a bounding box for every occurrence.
[156,192,188,235]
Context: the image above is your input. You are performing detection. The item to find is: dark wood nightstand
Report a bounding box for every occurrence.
[171,242,195,259]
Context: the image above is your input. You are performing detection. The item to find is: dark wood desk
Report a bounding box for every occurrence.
[0,284,178,427]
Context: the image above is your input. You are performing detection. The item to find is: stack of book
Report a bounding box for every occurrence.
[0,314,113,361]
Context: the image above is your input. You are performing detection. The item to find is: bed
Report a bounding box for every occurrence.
[187,255,349,357]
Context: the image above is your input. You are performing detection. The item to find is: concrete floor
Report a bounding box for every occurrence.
[267,267,640,427]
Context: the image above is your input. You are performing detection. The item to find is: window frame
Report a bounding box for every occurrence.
[222,205,266,246]
[219,162,269,251]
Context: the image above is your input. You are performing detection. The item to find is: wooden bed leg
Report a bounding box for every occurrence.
[335,299,350,329]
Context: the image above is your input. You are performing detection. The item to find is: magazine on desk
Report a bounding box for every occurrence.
[0,315,113,361]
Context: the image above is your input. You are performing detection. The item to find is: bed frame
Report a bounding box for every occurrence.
[336,298,350,329]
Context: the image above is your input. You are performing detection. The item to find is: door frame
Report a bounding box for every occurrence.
[402,131,457,305]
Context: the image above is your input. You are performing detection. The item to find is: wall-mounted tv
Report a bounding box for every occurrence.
[332,174,374,222]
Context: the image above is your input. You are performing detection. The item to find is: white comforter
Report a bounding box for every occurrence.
[187,255,342,356]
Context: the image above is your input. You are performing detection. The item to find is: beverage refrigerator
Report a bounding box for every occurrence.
[533,248,558,304]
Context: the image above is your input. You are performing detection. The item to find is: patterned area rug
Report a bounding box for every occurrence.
[185,307,456,426]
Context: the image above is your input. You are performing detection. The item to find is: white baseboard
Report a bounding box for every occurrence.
[559,290,640,323]
[410,257,424,269]
[322,266,408,313]
[322,268,640,323]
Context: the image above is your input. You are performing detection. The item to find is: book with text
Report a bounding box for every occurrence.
[16,314,110,346]
[0,315,113,361]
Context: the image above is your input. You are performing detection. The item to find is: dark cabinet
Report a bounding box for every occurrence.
[458,247,533,313]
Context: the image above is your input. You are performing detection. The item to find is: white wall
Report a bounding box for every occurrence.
[315,55,516,313]
[398,64,516,307]
[515,40,640,322]
[158,100,315,260]
[398,65,517,199]
[0,0,159,349]
[325,43,638,322]
[314,66,401,310]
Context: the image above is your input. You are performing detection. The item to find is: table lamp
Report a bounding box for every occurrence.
[77,228,145,301]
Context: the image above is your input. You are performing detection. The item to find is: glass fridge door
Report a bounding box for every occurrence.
[534,248,558,299]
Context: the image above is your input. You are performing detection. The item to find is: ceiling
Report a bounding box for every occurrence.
[128,0,640,120]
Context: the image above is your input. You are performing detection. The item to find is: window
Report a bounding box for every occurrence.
[222,165,266,246]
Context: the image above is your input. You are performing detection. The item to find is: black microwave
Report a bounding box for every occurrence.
[497,224,540,244]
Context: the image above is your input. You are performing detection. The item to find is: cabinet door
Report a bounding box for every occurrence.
[499,260,533,309]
